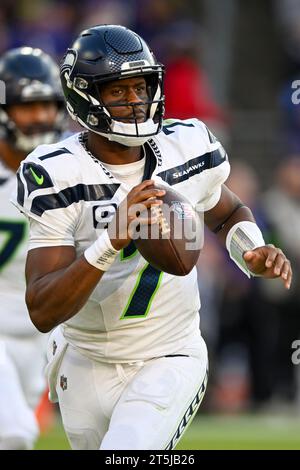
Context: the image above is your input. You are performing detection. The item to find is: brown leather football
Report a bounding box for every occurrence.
[133,184,202,275]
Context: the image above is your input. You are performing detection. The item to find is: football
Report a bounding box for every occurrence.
[133,184,203,275]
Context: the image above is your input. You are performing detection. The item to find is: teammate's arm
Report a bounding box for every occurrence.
[25,180,165,332]
[204,184,292,289]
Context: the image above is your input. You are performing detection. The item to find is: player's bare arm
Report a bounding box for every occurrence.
[25,245,104,333]
[204,184,292,289]
[25,180,164,333]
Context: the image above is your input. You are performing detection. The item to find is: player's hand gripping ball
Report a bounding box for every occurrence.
[134,184,202,275]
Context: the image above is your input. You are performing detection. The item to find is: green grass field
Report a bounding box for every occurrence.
[35,413,300,450]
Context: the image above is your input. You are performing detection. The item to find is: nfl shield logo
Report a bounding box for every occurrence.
[171,201,194,219]
[60,375,67,391]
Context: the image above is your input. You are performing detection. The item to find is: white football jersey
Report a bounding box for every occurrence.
[0,161,40,336]
[11,118,230,362]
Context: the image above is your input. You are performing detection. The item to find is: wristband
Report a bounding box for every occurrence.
[226,221,265,278]
[84,230,119,271]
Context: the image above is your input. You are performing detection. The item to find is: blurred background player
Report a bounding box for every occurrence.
[0,46,65,449]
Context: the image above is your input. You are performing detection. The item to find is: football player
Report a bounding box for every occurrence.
[0,47,65,449]
[11,26,292,450]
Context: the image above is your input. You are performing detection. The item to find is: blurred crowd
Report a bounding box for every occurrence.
[1,0,300,415]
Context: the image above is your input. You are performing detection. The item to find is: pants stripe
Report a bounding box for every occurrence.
[164,368,208,450]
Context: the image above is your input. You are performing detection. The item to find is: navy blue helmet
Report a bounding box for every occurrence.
[60,25,165,146]
[0,47,65,152]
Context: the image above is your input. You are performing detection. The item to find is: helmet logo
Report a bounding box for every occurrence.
[61,49,77,77]
[62,51,76,68]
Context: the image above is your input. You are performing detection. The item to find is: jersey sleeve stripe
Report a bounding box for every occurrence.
[30,183,120,216]
[39,147,73,160]
[162,121,195,135]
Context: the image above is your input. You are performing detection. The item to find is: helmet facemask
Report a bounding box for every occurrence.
[64,65,165,147]
[94,71,164,146]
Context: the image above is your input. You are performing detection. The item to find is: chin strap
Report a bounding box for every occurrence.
[97,118,159,147]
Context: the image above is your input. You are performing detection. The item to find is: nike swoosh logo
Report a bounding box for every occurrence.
[30,167,44,185]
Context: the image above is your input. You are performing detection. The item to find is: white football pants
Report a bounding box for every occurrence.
[0,334,47,450]
[55,337,208,450]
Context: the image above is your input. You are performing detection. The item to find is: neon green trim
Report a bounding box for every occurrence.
[0,220,27,272]
[0,231,11,263]
[120,263,148,319]
[120,247,138,261]
[163,118,178,125]
[30,166,44,185]
[143,269,163,317]
[120,263,163,319]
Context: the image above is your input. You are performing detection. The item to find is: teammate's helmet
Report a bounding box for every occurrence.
[0,47,65,152]
[60,25,165,146]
